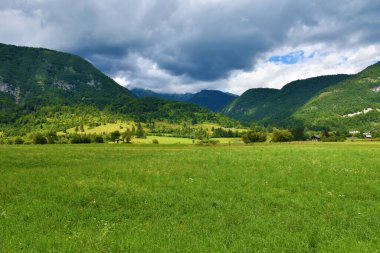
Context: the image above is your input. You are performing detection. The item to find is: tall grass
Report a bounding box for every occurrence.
[0,143,379,252]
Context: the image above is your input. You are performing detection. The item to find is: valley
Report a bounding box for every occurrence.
[1,143,379,252]
[1,1,380,252]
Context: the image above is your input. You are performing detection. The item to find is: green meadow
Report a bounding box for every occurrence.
[0,143,379,252]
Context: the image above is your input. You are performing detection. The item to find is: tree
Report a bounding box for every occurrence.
[110,130,121,142]
[271,128,293,142]
[131,125,136,135]
[123,128,132,143]
[242,130,267,144]
[33,133,48,144]
[14,137,24,144]
[94,136,104,143]
[135,123,146,138]
[46,132,58,144]
[290,126,305,141]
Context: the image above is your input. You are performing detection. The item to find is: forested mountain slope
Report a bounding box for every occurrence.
[0,43,238,135]
[223,75,350,126]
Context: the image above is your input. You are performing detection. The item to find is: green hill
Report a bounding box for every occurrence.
[223,75,350,126]
[0,43,135,125]
[224,62,380,131]
[294,62,380,130]
[188,90,237,112]
[0,43,238,136]
[0,43,135,109]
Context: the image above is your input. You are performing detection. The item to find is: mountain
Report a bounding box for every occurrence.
[223,75,351,125]
[131,88,193,101]
[132,88,238,112]
[0,43,239,135]
[293,62,380,130]
[188,90,238,112]
[0,43,135,111]
[224,62,380,131]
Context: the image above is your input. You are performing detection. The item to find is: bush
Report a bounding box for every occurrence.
[320,130,346,142]
[33,133,48,144]
[46,132,58,144]
[14,137,24,144]
[110,131,121,141]
[290,126,306,141]
[197,139,219,146]
[321,134,346,142]
[70,135,91,144]
[122,129,132,143]
[94,136,104,143]
[152,139,159,144]
[242,131,267,144]
[56,139,68,144]
[272,128,293,142]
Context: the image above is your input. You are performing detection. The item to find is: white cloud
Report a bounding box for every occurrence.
[225,44,380,94]
[113,76,130,87]
[1,0,380,94]
[113,43,380,95]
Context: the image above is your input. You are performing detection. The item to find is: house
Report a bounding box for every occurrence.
[311,135,321,141]
[363,132,372,138]
[349,130,360,135]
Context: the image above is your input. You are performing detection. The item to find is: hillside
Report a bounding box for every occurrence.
[0,43,239,135]
[131,88,193,101]
[188,90,237,112]
[223,75,351,126]
[294,62,380,130]
[0,43,134,109]
[0,43,135,124]
[132,88,237,112]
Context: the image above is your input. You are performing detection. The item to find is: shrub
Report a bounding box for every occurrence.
[110,131,121,141]
[321,134,346,142]
[242,131,267,144]
[14,137,24,144]
[272,128,293,142]
[46,132,58,144]
[197,139,219,146]
[56,139,68,144]
[152,139,159,144]
[123,129,132,143]
[33,133,48,144]
[71,135,91,144]
[94,136,104,143]
[290,126,306,141]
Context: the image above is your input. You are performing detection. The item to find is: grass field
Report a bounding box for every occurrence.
[0,143,379,252]
[129,136,242,144]
[63,122,247,136]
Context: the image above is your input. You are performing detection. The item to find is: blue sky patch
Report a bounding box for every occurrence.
[268,50,306,64]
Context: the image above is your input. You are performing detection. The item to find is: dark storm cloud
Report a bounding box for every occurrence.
[0,0,379,90]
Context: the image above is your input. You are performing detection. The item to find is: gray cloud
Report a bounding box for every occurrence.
[0,0,379,92]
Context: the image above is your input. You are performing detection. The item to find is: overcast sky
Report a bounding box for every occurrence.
[1,0,380,94]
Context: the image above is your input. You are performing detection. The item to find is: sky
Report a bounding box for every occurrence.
[1,0,380,94]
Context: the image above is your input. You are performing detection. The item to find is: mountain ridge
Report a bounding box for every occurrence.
[132,88,237,112]
[223,74,351,125]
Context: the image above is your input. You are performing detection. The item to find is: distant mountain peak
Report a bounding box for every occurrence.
[132,88,238,112]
